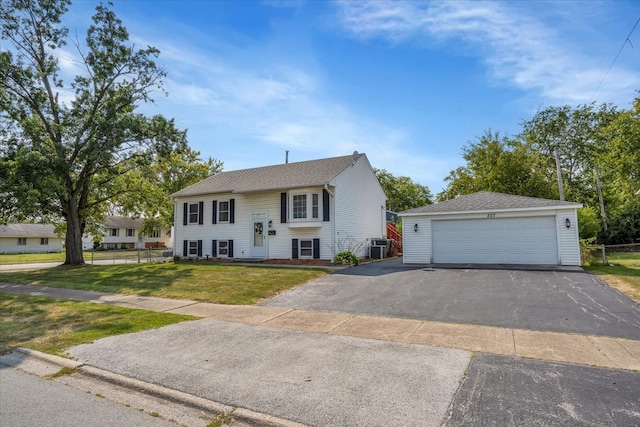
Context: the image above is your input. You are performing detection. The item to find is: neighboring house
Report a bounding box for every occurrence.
[0,223,63,254]
[400,191,583,266]
[82,216,172,250]
[171,152,387,261]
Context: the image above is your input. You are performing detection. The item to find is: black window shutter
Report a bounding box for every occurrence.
[197,240,202,257]
[230,199,235,224]
[212,240,217,257]
[281,193,287,223]
[183,240,188,256]
[228,240,234,258]
[183,203,188,226]
[198,202,204,225]
[323,189,330,221]
[212,200,217,224]
[292,239,298,259]
[313,238,320,259]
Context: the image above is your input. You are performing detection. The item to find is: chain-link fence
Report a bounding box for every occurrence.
[87,248,173,265]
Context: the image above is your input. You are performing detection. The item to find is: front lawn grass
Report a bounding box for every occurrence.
[0,252,66,265]
[0,262,327,304]
[0,293,196,356]
[583,252,640,302]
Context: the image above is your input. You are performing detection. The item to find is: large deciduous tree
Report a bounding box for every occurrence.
[1,0,188,264]
[437,131,556,202]
[375,169,433,212]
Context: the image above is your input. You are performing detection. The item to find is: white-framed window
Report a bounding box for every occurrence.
[291,192,320,220]
[292,194,307,219]
[218,201,229,222]
[312,194,319,219]
[299,239,313,258]
[188,240,199,256]
[40,238,49,245]
[126,228,135,237]
[110,228,119,237]
[17,237,27,246]
[149,230,160,238]
[189,203,199,224]
[218,240,228,256]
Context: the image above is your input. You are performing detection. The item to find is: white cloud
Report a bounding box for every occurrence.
[335,0,639,105]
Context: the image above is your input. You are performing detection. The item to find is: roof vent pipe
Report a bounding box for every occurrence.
[286,150,289,164]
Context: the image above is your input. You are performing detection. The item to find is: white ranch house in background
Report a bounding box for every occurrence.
[0,223,63,254]
[400,192,582,266]
[82,216,172,250]
[171,152,387,261]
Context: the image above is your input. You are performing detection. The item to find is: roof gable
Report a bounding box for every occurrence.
[172,153,363,198]
[400,191,582,214]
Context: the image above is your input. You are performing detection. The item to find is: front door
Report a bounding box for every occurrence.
[251,213,267,259]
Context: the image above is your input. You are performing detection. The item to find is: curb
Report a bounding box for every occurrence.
[80,366,307,427]
[4,348,305,427]
[8,347,83,370]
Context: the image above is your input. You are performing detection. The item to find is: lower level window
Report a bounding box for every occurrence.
[188,241,199,256]
[300,240,312,258]
[17,237,26,246]
[41,238,48,245]
[218,240,228,256]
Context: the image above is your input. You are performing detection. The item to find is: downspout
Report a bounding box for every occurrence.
[324,184,336,259]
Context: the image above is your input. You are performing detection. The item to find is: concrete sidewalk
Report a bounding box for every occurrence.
[1,282,639,371]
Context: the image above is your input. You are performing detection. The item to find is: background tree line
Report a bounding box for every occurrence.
[437,99,640,244]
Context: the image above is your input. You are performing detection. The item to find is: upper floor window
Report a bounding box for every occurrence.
[110,228,119,237]
[126,228,135,237]
[292,193,320,220]
[293,194,307,219]
[17,237,27,245]
[149,230,160,238]
[218,201,229,222]
[189,203,199,223]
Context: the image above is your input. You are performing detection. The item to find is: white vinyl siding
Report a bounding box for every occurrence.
[331,155,387,258]
[402,219,431,264]
[1,237,63,254]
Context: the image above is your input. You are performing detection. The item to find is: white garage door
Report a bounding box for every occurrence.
[432,217,558,265]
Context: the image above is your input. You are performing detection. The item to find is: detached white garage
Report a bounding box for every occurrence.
[400,192,583,266]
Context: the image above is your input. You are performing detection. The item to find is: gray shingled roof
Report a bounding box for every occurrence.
[104,216,144,229]
[172,153,363,198]
[400,191,582,215]
[0,223,58,238]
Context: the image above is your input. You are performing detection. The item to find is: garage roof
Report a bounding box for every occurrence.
[400,191,582,215]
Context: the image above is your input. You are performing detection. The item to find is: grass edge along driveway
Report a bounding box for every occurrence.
[0,262,328,305]
[583,252,640,303]
[0,292,196,356]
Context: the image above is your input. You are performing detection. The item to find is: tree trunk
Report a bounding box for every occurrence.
[64,204,85,265]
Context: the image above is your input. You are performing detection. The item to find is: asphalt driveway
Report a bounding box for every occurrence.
[262,258,640,339]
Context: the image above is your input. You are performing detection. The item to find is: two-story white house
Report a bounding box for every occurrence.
[83,216,172,250]
[171,152,387,261]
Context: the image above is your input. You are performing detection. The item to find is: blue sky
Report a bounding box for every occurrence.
[61,0,639,194]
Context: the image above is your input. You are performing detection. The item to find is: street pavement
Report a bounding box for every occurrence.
[0,367,176,427]
[2,272,640,426]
